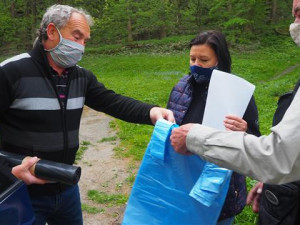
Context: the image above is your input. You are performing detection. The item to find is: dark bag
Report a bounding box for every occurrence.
[258,80,300,225]
[259,182,300,225]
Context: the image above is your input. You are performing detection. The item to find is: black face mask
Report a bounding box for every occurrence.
[190,65,218,84]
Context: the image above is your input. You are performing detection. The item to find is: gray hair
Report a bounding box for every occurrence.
[37,4,93,41]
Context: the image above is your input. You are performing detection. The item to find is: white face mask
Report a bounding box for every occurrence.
[290,22,300,47]
[45,27,85,68]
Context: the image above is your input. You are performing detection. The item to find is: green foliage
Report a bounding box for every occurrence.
[86,35,193,55]
[0,0,294,51]
[224,18,250,28]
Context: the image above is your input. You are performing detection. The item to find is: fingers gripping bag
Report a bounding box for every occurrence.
[122,119,232,225]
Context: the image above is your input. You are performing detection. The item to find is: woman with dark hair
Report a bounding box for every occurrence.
[167,30,261,224]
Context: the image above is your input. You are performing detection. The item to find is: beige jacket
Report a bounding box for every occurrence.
[187,89,300,184]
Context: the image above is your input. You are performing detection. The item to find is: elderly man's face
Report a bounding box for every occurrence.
[294,0,300,23]
[59,12,91,46]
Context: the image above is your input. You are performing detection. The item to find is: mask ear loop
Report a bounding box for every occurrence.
[44,26,63,52]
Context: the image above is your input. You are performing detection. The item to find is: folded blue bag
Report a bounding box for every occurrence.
[122,119,232,225]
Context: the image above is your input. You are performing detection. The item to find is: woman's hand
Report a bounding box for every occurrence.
[224,114,248,132]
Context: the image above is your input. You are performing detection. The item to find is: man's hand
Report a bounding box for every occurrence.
[170,123,195,155]
[11,156,47,185]
[246,182,263,213]
[150,107,175,125]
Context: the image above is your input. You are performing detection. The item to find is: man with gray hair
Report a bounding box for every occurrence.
[0,4,174,225]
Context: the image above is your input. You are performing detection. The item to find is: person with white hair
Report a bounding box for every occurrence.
[0,4,174,225]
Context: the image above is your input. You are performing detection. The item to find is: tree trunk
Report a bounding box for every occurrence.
[227,0,233,12]
[159,25,167,39]
[127,17,133,43]
[10,1,16,17]
[271,0,277,24]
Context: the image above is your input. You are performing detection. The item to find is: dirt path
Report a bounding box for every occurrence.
[77,107,133,225]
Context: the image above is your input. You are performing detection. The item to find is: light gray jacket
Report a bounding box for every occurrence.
[187,88,300,184]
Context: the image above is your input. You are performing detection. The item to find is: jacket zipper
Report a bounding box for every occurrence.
[62,77,71,164]
[48,73,71,165]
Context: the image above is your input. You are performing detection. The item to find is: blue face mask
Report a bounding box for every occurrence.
[190,65,218,84]
[45,27,84,68]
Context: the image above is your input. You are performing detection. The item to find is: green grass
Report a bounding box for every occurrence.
[98,136,117,143]
[87,190,128,206]
[74,141,91,163]
[81,203,104,214]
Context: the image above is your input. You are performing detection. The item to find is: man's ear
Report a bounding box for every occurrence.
[46,23,58,41]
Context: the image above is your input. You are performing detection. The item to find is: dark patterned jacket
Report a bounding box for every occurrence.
[0,43,154,196]
[167,74,261,220]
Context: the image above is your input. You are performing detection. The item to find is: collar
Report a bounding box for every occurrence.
[50,66,70,78]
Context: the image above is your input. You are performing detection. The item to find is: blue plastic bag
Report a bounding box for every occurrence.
[122,119,232,225]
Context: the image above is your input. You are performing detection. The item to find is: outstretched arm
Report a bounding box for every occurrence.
[171,89,300,184]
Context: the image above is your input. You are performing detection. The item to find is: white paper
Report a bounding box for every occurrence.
[202,70,255,130]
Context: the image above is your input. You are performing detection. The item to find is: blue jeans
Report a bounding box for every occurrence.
[30,184,83,225]
[217,217,234,225]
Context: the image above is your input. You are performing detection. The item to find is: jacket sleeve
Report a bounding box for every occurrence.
[186,88,300,185]
[85,72,154,125]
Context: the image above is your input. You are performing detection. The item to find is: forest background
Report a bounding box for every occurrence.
[1,0,299,224]
[0,0,293,53]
